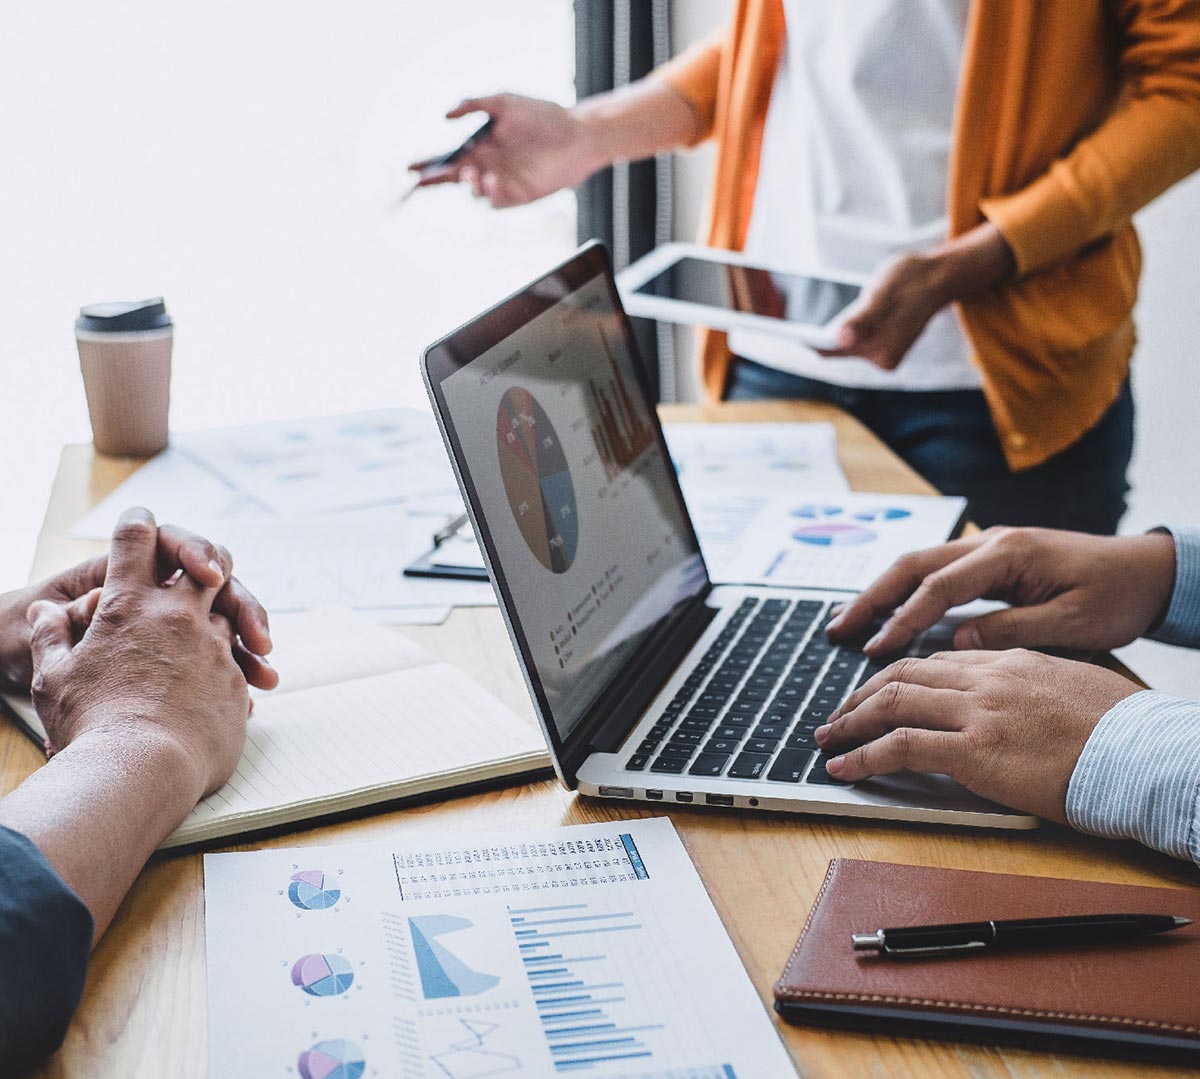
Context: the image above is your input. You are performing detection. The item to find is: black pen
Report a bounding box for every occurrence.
[395,117,497,208]
[851,913,1192,958]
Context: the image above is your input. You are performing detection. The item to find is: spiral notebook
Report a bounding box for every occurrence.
[1,609,550,849]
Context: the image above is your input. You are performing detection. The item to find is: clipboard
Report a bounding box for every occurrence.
[403,513,489,582]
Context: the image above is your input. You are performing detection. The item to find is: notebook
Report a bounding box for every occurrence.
[774,858,1200,1064]
[0,609,551,849]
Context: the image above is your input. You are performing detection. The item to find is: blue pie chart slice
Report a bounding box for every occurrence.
[793,523,876,547]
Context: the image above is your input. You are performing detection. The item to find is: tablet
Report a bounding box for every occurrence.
[616,243,866,350]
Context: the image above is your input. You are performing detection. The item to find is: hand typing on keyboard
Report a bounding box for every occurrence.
[811,523,1182,821]
[824,526,1176,657]
[814,649,1140,822]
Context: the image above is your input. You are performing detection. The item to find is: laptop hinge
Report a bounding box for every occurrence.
[588,597,718,754]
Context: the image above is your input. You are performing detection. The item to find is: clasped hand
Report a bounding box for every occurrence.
[815,527,1177,820]
[3,508,277,799]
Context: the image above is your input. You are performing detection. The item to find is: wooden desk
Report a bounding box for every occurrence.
[6,400,1198,1079]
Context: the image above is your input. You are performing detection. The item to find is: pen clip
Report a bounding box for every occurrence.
[883,940,989,957]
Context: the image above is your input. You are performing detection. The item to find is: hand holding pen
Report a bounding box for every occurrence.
[400,93,605,209]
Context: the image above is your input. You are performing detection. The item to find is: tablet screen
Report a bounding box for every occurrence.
[634,256,860,327]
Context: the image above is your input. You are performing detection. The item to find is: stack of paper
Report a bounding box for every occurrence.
[71,409,492,625]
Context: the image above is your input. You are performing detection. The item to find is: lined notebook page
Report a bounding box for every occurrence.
[174,662,547,843]
[254,607,432,696]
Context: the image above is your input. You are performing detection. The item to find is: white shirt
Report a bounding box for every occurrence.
[728,0,981,390]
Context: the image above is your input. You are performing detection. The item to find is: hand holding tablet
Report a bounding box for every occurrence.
[616,242,866,351]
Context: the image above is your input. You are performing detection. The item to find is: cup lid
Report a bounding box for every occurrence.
[76,298,172,333]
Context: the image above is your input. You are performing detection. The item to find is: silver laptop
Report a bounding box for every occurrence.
[422,242,1036,830]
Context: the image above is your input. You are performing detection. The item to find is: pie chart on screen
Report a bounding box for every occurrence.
[291,953,355,997]
[496,386,579,574]
[288,870,341,911]
[793,523,876,547]
[297,1039,365,1079]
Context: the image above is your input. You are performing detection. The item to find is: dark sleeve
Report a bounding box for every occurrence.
[0,825,93,1075]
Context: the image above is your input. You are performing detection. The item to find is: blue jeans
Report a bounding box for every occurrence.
[727,360,1134,534]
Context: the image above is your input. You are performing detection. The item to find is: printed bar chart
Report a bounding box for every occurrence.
[511,902,660,1072]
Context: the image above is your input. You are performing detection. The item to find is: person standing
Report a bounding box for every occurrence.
[414,1,1200,533]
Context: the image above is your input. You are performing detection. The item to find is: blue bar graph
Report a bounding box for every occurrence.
[509,903,662,1072]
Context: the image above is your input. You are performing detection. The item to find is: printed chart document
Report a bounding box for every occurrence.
[70,409,490,624]
[204,817,797,1079]
[696,490,967,590]
[662,421,848,496]
[2,610,548,848]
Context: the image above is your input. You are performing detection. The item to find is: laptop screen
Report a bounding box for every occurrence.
[428,246,707,748]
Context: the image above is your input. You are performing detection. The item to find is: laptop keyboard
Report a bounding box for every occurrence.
[623,597,886,788]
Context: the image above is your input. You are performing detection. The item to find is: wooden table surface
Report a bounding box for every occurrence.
[7,399,1199,1079]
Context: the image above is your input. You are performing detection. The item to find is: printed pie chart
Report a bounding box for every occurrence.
[791,504,843,520]
[497,387,579,574]
[793,523,876,547]
[297,1039,365,1079]
[288,870,341,911]
[853,506,912,522]
[291,952,355,997]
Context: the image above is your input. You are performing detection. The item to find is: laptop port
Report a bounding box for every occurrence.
[675,791,694,803]
[599,786,633,798]
[645,790,664,800]
[706,794,735,807]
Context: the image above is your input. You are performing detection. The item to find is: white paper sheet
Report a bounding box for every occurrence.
[663,421,848,496]
[173,408,459,516]
[712,490,967,592]
[204,817,797,1079]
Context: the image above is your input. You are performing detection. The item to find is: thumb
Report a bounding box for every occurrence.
[952,603,1064,651]
[66,588,103,638]
[27,600,75,672]
[446,94,504,119]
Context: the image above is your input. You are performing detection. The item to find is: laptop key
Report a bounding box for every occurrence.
[728,752,772,780]
[650,756,688,774]
[637,737,661,754]
[704,738,741,754]
[786,728,818,750]
[625,753,650,771]
[746,738,779,754]
[713,724,749,740]
[659,743,697,759]
[669,730,705,746]
[720,714,755,729]
[767,748,815,783]
[752,723,788,740]
[688,753,731,777]
[807,755,851,785]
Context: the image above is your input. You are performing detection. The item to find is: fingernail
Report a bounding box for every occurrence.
[827,756,845,774]
[959,625,982,649]
[864,631,884,652]
[815,724,831,743]
[207,559,224,579]
[826,612,844,632]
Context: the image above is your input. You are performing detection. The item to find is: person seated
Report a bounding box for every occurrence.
[821,525,1200,866]
[0,508,276,1074]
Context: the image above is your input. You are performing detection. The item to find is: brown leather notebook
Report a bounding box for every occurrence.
[774,859,1200,1064]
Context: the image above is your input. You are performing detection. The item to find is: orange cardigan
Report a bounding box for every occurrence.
[656,0,1200,470]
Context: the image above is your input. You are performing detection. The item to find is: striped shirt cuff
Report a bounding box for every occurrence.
[1066,690,1200,866]
[1150,527,1200,648]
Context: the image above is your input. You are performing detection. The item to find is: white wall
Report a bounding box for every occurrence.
[666,2,1200,694]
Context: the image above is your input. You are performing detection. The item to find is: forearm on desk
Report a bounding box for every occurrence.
[0,724,204,942]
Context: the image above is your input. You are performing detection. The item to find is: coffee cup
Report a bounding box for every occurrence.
[75,298,173,457]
